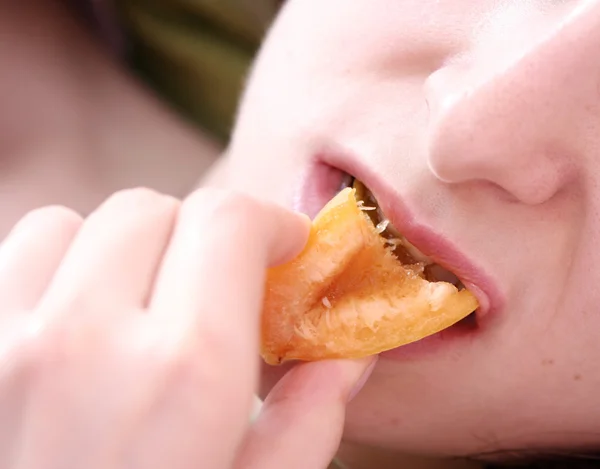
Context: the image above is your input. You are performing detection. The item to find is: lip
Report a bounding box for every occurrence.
[293,161,351,219]
[293,151,505,328]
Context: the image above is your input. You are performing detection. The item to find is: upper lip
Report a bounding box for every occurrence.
[315,151,504,321]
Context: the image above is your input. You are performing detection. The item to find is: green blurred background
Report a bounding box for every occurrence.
[119,0,283,143]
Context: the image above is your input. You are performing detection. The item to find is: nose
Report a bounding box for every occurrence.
[425,1,600,205]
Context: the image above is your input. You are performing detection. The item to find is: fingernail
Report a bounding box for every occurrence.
[348,356,378,402]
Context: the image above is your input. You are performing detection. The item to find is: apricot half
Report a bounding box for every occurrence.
[260,187,478,365]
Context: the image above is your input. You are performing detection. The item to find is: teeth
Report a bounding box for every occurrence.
[379,219,433,264]
[388,231,433,264]
[375,220,390,234]
[357,200,377,211]
[352,178,462,288]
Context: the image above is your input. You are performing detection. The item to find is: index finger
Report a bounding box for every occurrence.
[149,188,310,341]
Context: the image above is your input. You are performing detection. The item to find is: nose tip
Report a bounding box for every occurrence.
[424,2,600,205]
[425,72,574,205]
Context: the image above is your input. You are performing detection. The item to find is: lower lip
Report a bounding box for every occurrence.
[379,314,478,360]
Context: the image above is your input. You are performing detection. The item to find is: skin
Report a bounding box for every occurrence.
[4,0,600,468]
[0,0,220,238]
[218,0,600,464]
[2,3,377,468]
[0,188,374,468]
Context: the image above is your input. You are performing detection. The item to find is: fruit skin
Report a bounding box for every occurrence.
[260,188,479,365]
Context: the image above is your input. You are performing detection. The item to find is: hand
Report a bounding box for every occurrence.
[0,188,375,469]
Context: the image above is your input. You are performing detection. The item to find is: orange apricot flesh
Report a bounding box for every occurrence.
[260,187,478,365]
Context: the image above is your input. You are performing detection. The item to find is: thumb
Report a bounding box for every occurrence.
[234,357,377,469]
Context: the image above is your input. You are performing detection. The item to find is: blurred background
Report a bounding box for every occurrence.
[1,1,283,237]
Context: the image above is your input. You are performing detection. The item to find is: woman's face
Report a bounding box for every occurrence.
[225,0,600,458]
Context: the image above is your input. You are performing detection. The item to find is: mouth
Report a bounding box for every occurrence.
[346,177,478,328]
[295,159,499,336]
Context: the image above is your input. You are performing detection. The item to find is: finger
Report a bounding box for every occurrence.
[149,189,310,334]
[39,189,179,315]
[0,206,82,312]
[147,190,309,466]
[235,357,377,469]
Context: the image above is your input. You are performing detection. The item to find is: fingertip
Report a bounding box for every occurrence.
[346,356,378,402]
[284,210,312,249]
[263,356,377,409]
[267,210,312,267]
[295,211,312,228]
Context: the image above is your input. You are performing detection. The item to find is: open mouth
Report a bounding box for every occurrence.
[261,162,487,364]
[343,177,478,328]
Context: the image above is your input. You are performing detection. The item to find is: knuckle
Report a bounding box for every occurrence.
[24,316,114,384]
[26,321,70,371]
[103,187,179,215]
[184,189,260,233]
[18,205,82,233]
[198,322,241,366]
[153,329,243,392]
[155,341,219,390]
[195,324,254,388]
[1,316,53,382]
